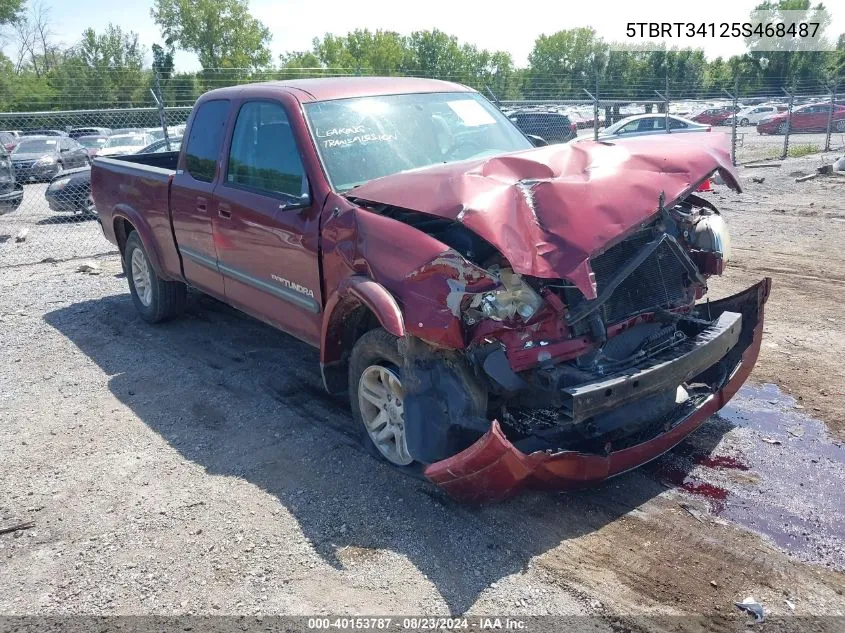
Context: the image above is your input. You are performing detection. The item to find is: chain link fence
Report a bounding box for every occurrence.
[1,72,843,269]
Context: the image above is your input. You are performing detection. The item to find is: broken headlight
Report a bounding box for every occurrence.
[693,213,731,263]
[464,268,544,324]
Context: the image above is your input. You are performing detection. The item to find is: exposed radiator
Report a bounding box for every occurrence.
[567,231,695,325]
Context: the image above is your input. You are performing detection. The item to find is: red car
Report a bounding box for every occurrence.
[91,78,769,502]
[757,103,845,135]
[692,108,733,126]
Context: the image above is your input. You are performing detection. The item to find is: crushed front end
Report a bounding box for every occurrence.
[401,205,769,502]
[346,136,769,502]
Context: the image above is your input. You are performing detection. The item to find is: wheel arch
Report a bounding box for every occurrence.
[112,208,169,279]
[320,276,406,394]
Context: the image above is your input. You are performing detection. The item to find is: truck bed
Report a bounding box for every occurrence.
[91,152,183,280]
[102,151,180,172]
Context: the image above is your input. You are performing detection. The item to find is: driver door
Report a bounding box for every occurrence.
[213,99,323,345]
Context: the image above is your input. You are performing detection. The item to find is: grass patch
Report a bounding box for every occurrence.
[787,143,820,158]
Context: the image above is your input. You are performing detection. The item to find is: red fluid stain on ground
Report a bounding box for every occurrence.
[646,383,845,570]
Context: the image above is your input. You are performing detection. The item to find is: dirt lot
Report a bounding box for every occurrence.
[1,152,844,630]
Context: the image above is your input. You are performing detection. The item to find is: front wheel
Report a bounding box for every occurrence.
[836,120,845,132]
[740,118,749,126]
[349,328,414,466]
[124,231,186,323]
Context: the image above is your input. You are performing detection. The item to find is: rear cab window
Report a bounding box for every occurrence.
[184,99,230,182]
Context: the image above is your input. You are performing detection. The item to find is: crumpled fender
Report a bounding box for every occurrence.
[425,278,771,503]
[350,134,740,300]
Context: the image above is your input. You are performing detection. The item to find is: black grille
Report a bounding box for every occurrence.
[569,231,694,325]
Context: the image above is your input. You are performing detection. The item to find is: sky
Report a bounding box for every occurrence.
[3,0,843,70]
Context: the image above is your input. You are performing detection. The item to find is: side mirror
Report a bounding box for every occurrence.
[526,134,548,147]
[280,192,311,210]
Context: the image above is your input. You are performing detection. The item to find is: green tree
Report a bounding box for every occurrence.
[151,0,271,72]
[0,0,24,25]
[50,24,148,108]
[526,28,607,98]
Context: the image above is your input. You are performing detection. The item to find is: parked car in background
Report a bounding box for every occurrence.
[757,103,845,134]
[91,77,768,502]
[598,114,710,140]
[110,128,145,135]
[22,129,68,137]
[45,167,95,217]
[1,131,19,152]
[730,104,787,126]
[692,108,732,126]
[97,133,152,157]
[137,136,183,154]
[0,144,24,213]
[509,110,578,143]
[77,135,109,158]
[11,136,90,182]
[68,126,112,139]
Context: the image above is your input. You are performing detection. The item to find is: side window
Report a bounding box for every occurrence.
[668,118,687,129]
[226,101,307,198]
[184,99,230,183]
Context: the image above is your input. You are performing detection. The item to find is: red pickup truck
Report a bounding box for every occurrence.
[91,77,770,502]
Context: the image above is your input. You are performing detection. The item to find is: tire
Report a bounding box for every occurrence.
[778,122,788,135]
[740,118,749,126]
[82,193,97,218]
[124,231,186,323]
[349,328,414,467]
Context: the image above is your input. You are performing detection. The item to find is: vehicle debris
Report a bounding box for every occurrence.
[761,437,783,445]
[680,502,706,523]
[0,521,35,536]
[785,599,796,611]
[795,173,818,183]
[14,227,28,242]
[76,261,101,275]
[751,176,765,184]
[734,596,765,622]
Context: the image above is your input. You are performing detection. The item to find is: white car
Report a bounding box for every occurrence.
[97,133,152,157]
[597,114,711,140]
[730,104,787,126]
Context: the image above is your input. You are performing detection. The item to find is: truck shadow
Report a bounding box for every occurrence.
[45,292,730,614]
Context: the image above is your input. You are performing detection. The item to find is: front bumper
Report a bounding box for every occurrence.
[0,182,23,205]
[424,279,771,502]
[13,163,60,182]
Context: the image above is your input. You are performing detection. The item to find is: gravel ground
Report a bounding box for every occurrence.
[1,151,845,630]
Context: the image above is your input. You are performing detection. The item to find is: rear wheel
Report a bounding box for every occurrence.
[349,328,413,466]
[836,120,845,132]
[740,118,749,126]
[124,231,186,323]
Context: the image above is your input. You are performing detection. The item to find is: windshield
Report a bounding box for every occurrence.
[13,138,58,153]
[78,136,107,148]
[303,92,532,191]
[105,134,146,148]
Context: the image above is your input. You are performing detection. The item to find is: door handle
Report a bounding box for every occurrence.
[218,204,232,219]
[196,197,207,213]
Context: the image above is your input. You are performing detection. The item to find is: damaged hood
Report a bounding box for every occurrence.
[350,134,739,299]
